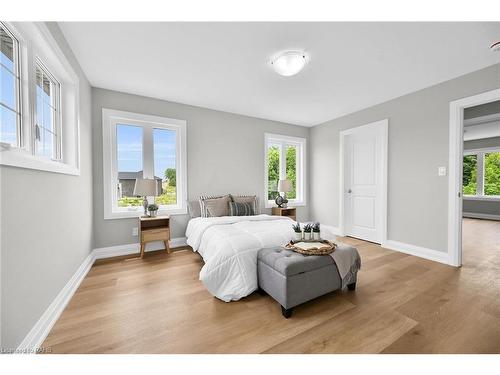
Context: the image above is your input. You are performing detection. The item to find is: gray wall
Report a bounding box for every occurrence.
[0,23,93,348]
[464,99,500,119]
[92,88,310,248]
[464,136,500,150]
[310,63,500,252]
[463,199,500,216]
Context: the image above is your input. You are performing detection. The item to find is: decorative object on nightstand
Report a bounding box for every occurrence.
[292,222,302,241]
[274,179,292,208]
[148,203,159,217]
[138,215,170,258]
[133,178,159,217]
[271,206,296,221]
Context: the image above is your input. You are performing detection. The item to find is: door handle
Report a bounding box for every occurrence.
[348,189,352,194]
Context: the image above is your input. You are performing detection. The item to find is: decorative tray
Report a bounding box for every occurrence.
[285,239,337,255]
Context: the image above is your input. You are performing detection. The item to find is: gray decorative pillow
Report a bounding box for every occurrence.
[229,202,255,216]
[231,195,260,214]
[200,194,231,217]
[187,200,201,218]
[199,194,224,217]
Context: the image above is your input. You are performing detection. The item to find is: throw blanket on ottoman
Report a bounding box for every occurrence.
[330,242,362,288]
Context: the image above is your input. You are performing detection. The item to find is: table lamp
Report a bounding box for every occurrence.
[275,179,292,208]
[133,178,158,217]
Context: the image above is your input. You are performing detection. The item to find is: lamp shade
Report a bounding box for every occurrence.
[133,178,158,196]
[278,179,292,193]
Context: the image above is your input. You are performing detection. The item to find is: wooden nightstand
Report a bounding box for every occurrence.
[139,215,170,258]
[271,207,297,221]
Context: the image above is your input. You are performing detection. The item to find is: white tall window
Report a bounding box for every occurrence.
[102,109,188,219]
[0,22,21,146]
[35,60,61,160]
[264,133,306,207]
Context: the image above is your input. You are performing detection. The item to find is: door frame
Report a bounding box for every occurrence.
[448,88,500,267]
[339,119,388,244]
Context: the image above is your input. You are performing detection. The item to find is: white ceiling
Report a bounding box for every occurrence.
[59,22,500,126]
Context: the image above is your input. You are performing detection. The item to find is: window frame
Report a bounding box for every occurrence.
[102,108,188,219]
[0,21,22,147]
[463,146,500,201]
[34,58,62,161]
[264,133,306,208]
[0,22,80,176]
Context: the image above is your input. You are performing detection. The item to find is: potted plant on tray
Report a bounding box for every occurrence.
[148,203,159,217]
[313,222,321,240]
[303,223,312,240]
[292,222,302,241]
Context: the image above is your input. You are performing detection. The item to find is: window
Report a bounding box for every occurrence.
[265,133,306,207]
[0,23,21,146]
[0,22,80,175]
[484,152,500,196]
[462,154,477,195]
[35,61,61,160]
[116,124,144,207]
[103,109,187,219]
[153,128,178,206]
[463,149,500,199]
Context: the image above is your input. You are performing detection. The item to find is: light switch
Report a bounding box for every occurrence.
[132,227,139,236]
[438,167,447,176]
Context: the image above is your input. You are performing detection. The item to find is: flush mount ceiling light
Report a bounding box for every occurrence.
[270,51,308,77]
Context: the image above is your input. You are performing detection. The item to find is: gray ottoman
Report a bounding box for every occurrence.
[257,246,357,318]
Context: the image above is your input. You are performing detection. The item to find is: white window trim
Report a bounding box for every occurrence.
[0,22,80,176]
[463,147,500,201]
[102,108,188,219]
[264,133,307,208]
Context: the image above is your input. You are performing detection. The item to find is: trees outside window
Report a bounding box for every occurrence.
[484,152,500,196]
[463,150,500,197]
[462,155,477,195]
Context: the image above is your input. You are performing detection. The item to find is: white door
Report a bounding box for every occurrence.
[342,120,387,243]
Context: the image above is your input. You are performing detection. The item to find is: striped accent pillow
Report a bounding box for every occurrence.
[229,202,255,216]
[230,195,260,214]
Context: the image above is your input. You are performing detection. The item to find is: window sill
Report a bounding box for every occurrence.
[104,207,188,220]
[463,195,500,202]
[265,200,306,209]
[0,147,79,176]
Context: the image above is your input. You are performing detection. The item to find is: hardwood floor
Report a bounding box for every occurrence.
[43,219,500,353]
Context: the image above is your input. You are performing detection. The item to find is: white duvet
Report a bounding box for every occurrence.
[186,214,294,302]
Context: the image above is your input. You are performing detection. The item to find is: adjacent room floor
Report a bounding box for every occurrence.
[43,219,500,353]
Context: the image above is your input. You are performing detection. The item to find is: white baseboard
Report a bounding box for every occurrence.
[169,237,188,248]
[463,212,500,221]
[383,240,452,266]
[319,224,452,266]
[17,236,187,352]
[17,252,95,352]
[93,237,187,260]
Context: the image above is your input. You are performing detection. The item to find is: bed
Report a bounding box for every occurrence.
[186,214,295,302]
